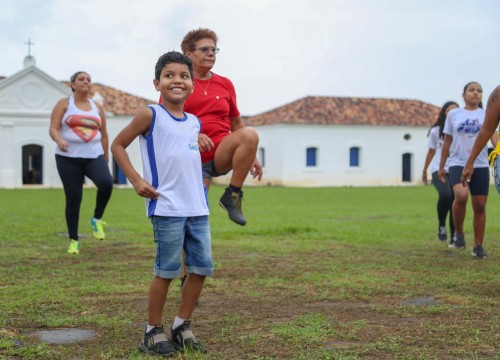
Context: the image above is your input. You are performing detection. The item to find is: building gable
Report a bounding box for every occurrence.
[0,65,71,113]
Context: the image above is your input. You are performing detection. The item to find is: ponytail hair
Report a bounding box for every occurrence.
[428,101,459,138]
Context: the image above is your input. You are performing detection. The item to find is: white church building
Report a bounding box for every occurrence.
[0,56,150,189]
[0,56,440,189]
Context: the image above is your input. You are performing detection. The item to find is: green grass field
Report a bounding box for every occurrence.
[0,185,499,359]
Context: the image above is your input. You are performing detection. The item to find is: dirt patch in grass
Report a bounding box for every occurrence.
[2,241,499,359]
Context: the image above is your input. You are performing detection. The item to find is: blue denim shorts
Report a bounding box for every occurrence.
[151,215,213,279]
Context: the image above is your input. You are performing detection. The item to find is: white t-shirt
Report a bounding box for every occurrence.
[443,107,488,168]
[427,126,449,173]
[139,104,209,218]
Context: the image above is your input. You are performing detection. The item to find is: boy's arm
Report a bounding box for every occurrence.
[111,107,159,199]
[96,102,109,162]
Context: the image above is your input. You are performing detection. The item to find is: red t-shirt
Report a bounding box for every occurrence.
[159,73,240,163]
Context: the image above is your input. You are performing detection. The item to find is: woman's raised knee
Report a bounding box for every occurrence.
[240,127,259,145]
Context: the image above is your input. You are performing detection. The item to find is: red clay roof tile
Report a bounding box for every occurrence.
[63,82,155,116]
[244,96,439,127]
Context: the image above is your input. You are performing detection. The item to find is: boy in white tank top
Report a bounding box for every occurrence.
[111,52,210,356]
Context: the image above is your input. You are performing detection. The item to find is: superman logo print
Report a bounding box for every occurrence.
[64,115,101,143]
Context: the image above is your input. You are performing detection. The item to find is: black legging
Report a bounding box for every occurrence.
[56,154,113,240]
[431,171,455,236]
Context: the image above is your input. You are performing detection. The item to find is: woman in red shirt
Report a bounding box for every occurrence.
[180,28,263,226]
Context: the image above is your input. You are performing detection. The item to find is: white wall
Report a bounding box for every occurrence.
[1,110,430,189]
[0,111,141,188]
[214,124,429,187]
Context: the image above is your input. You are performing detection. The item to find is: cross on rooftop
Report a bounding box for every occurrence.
[24,38,35,56]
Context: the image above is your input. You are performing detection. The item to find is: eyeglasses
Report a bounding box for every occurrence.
[193,47,219,54]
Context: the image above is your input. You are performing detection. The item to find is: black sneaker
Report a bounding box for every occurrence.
[139,325,177,357]
[472,245,487,259]
[170,320,207,353]
[437,226,447,241]
[219,188,246,226]
[453,233,466,249]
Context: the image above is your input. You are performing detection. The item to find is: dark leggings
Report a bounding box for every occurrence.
[431,171,455,235]
[56,154,113,240]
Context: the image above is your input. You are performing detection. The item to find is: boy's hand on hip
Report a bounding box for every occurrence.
[133,179,159,199]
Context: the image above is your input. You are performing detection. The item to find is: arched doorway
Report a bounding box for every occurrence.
[22,144,43,185]
[402,153,412,182]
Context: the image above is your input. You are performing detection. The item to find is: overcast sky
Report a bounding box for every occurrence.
[1,0,499,116]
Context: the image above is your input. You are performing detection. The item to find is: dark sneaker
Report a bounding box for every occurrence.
[170,320,207,353]
[219,188,246,226]
[448,236,456,248]
[472,245,487,259]
[139,325,177,357]
[453,233,466,249]
[437,226,447,241]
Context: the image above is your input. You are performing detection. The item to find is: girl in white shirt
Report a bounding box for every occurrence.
[439,82,497,259]
[422,101,458,244]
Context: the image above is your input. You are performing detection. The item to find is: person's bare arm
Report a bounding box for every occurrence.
[229,115,246,132]
[96,102,109,161]
[111,107,159,199]
[49,98,69,151]
[230,115,263,180]
[439,135,452,183]
[462,86,500,184]
[197,133,214,153]
[250,157,263,181]
[422,148,436,184]
[490,130,499,148]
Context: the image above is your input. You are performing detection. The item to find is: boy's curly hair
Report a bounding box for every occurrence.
[154,51,193,81]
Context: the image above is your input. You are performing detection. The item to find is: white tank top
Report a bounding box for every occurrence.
[55,96,104,158]
[139,104,209,218]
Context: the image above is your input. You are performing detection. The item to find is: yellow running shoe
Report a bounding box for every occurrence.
[90,218,107,240]
[67,239,80,254]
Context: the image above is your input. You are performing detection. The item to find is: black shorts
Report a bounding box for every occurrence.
[448,166,490,196]
[201,160,230,179]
